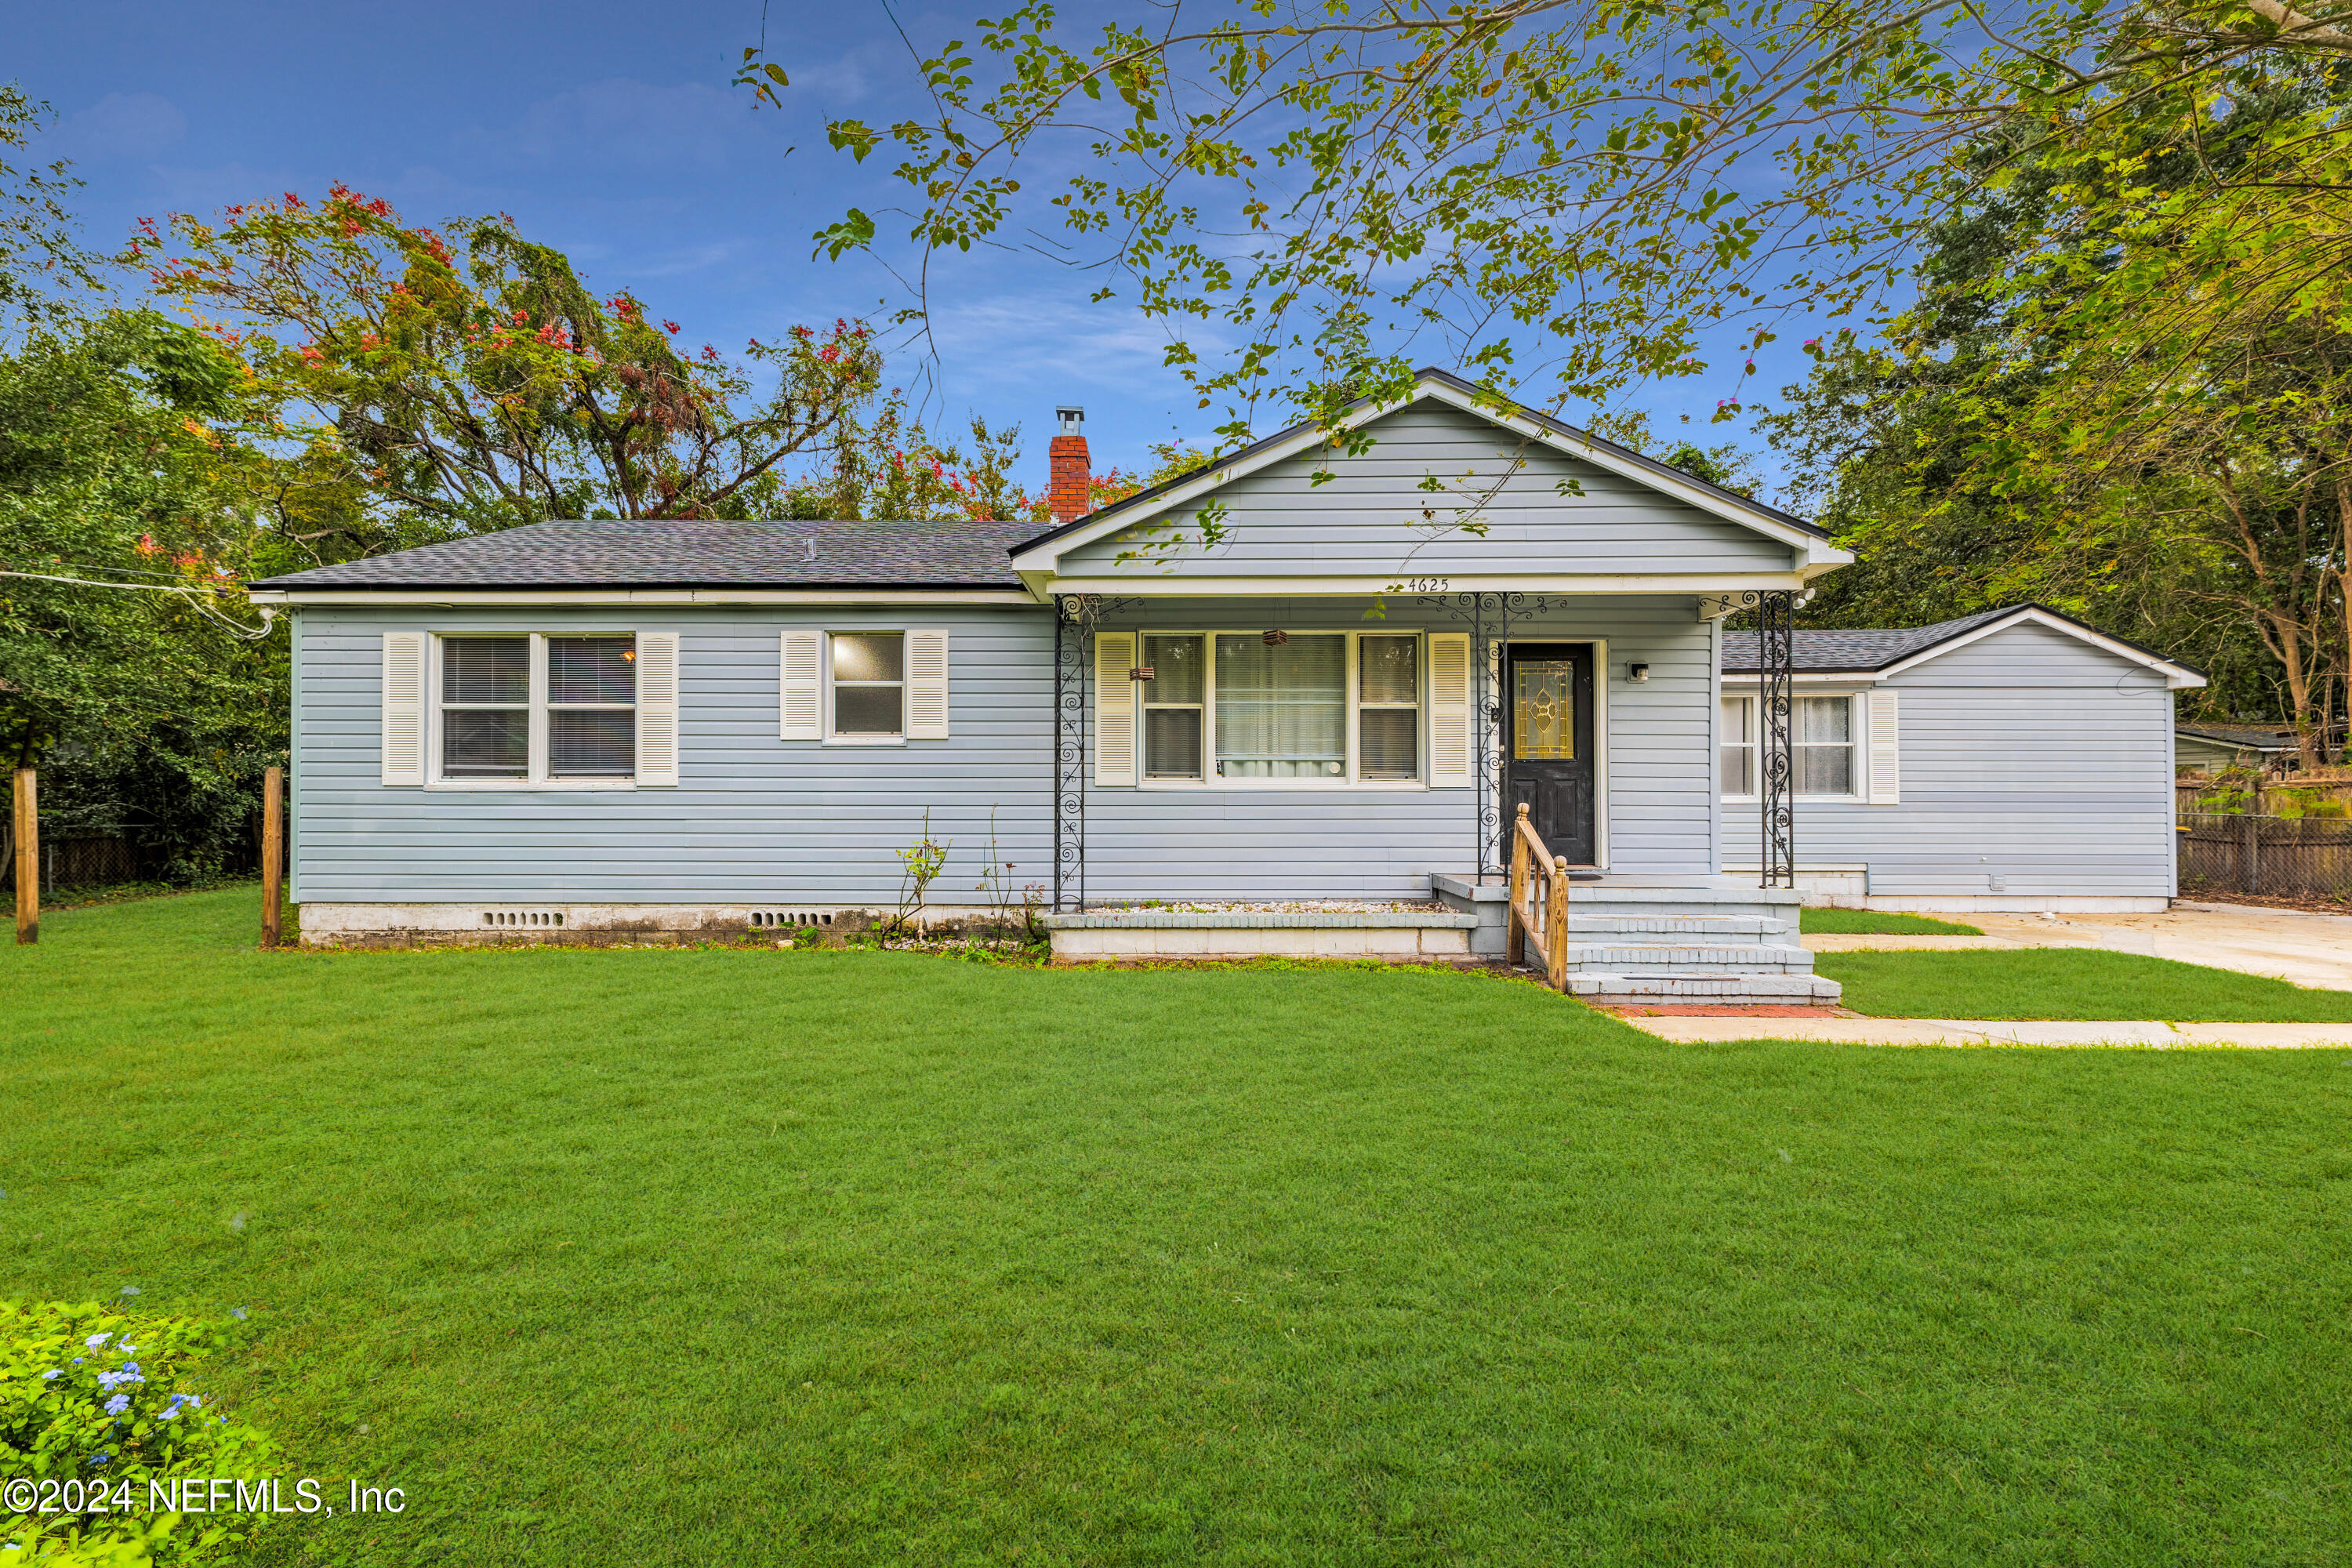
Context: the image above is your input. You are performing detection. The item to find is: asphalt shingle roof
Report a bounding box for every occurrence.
[248,517,1037,592]
[2175,722,2326,749]
[1721,607,2019,673]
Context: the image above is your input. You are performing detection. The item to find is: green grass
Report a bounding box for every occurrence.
[5,891,2350,1566]
[1798,907,1984,936]
[1817,946,2352,1021]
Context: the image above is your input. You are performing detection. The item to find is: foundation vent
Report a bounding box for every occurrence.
[482,910,565,928]
[749,910,837,929]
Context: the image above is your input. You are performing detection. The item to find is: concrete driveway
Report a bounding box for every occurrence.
[1802,902,2352,991]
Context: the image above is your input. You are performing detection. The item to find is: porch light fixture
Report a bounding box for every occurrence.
[1261,629,1289,646]
[1628,662,1650,683]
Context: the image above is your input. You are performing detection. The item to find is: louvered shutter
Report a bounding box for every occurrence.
[1867,688,1900,804]
[1094,630,1136,786]
[780,631,822,740]
[1428,633,1472,787]
[381,632,426,786]
[906,630,950,739]
[634,632,681,786]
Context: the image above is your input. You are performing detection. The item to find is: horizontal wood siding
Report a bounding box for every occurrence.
[1061,402,1796,579]
[294,606,1054,905]
[1723,622,2177,896]
[295,596,1719,906]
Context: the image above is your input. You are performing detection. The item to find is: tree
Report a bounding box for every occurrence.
[759,0,2352,459]
[0,310,287,873]
[0,82,100,336]
[138,190,890,564]
[1765,65,2352,757]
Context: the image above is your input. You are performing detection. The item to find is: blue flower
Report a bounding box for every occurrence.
[85,1334,111,1349]
[230,1308,248,1321]
[103,1394,129,1414]
[42,1370,60,1381]
[118,1287,140,1298]
[158,1406,179,1421]
[119,1345,136,1355]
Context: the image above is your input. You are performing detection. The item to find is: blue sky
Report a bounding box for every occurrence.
[13,0,1809,497]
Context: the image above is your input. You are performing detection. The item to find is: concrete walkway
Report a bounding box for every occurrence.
[1802,902,2352,991]
[1621,1015,2352,1048]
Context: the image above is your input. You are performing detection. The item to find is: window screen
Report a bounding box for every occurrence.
[1359,636,1419,782]
[1142,633,1205,779]
[548,635,636,779]
[441,637,529,778]
[832,632,905,736]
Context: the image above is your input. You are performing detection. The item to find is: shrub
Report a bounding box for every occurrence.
[1,1301,277,1566]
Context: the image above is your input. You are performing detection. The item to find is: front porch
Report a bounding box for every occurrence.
[1044,869,1838,1003]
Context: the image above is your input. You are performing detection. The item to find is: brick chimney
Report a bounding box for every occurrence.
[1048,406,1089,524]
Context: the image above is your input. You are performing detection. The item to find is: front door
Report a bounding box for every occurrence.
[1502,643,1596,866]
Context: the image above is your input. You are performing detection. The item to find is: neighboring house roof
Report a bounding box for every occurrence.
[247,517,1035,593]
[1722,603,2206,690]
[2175,722,2336,753]
[1007,366,1850,584]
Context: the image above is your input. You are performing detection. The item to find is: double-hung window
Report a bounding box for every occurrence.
[1131,630,1424,785]
[1719,693,1859,800]
[437,633,637,784]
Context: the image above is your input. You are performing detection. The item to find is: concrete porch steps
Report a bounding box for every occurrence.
[1431,871,1840,1005]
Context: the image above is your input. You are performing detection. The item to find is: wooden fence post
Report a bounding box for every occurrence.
[2241,811,2259,897]
[261,765,284,949]
[1546,862,1569,993]
[1507,803,1529,966]
[13,768,34,946]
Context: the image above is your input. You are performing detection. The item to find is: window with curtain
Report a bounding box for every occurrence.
[547,636,637,778]
[1142,633,1205,779]
[1214,633,1345,779]
[441,637,530,779]
[831,633,904,737]
[1359,636,1420,781]
[1719,695,1755,797]
[1797,695,1855,795]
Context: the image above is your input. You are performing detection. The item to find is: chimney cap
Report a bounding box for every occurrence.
[1056,406,1084,435]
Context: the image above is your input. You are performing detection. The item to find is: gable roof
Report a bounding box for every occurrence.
[1007,367,1849,584]
[2176,722,2339,751]
[248,517,1033,595]
[1722,604,2205,689]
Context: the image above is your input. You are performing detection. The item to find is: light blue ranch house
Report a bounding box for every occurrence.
[247,369,2196,998]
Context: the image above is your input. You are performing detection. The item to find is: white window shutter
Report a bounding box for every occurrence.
[1428,633,1472,787]
[381,632,426,786]
[780,631,822,740]
[1094,630,1136,786]
[906,629,950,739]
[634,632,681,786]
[1867,688,1900,804]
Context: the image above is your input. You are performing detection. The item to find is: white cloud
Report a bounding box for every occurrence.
[51,93,187,162]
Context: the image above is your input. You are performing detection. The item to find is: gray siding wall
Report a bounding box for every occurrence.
[293,604,1055,906]
[1060,402,1798,579]
[293,595,1719,906]
[1723,621,2178,898]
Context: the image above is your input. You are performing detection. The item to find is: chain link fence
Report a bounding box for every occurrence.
[0,834,141,895]
[2178,813,2352,902]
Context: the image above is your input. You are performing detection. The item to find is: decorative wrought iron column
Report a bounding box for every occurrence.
[1756,588,1796,888]
[1052,595,1089,911]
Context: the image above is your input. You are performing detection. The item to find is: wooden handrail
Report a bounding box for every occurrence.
[1507,804,1571,992]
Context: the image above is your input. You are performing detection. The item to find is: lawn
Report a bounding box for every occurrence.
[5,891,2349,1566]
[1798,908,1984,936]
[1817,946,2352,1021]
